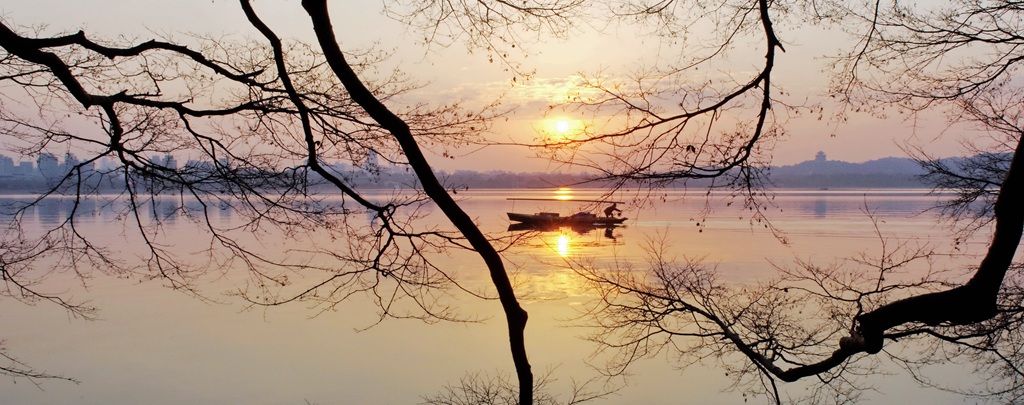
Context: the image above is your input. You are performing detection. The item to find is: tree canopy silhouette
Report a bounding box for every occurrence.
[0,1,588,402]
[548,0,1024,402]
[3,0,1024,403]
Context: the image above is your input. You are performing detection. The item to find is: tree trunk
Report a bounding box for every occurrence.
[766,134,1024,382]
[299,1,533,403]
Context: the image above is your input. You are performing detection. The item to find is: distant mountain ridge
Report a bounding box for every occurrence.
[433,154,931,190]
[767,152,926,188]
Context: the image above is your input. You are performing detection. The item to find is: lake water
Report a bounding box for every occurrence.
[0,188,999,404]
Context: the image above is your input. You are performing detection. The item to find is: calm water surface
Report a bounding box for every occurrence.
[0,189,993,404]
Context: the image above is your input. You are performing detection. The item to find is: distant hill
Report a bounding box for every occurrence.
[324,153,932,190]
[435,154,931,189]
[766,152,926,188]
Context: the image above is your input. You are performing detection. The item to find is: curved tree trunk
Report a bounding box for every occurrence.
[855,132,1024,347]
[761,134,1024,382]
[299,1,533,403]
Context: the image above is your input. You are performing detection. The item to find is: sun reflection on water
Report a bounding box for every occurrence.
[556,234,570,257]
[553,187,573,201]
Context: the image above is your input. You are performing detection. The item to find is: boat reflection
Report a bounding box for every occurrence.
[506,222,625,260]
[506,221,623,235]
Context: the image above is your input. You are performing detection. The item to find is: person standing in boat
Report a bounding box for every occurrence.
[603,203,622,218]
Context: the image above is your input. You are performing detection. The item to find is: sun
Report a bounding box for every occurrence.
[555,120,570,134]
[544,118,581,141]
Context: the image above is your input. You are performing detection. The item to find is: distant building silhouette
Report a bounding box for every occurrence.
[815,151,826,162]
[63,152,80,171]
[155,154,178,170]
[16,161,33,176]
[37,153,60,179]
[63,152,95,175]
[0,152,101,181]
[0,155,14,176]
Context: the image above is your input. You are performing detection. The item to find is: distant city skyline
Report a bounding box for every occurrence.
[0,148,909,178]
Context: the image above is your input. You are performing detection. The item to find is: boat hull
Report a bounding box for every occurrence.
[507,212,627,227]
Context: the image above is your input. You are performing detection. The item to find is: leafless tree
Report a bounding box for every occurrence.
[0,235,83,384]
[553,0,1024,403]
[0,1,584,403]
[831,0,1024,237]
[421,368,613,405]
[906,88,1022,242]
[7,0,1024,402]
[539,0,786,194]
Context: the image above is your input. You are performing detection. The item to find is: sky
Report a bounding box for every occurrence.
[0,0,972,172]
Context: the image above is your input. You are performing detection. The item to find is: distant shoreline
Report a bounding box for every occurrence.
[0,155,938,193]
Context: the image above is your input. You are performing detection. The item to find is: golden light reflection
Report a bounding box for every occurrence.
[508,225,622,300]
[553,187,573,201]
[556,234,570,257]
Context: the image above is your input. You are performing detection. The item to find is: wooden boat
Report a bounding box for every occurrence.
[507,211,627,227]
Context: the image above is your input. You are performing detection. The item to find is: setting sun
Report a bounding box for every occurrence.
[555,120,570,133]
[546,118,579,140]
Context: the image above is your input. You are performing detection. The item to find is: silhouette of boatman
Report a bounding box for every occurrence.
[603,203,622,218]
